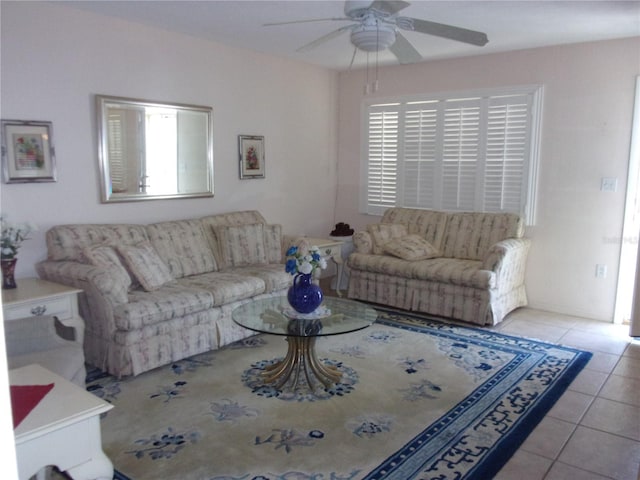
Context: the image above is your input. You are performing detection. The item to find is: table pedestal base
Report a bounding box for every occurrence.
[263,337,342,391]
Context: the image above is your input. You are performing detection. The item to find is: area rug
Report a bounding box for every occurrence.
[87,308,592,480]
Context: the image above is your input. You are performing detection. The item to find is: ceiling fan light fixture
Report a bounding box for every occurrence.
[351,24,396,52]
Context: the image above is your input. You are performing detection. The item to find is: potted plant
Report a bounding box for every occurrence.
[1,217,36,289]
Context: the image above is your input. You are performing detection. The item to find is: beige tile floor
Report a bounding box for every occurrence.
[491,308,640,480]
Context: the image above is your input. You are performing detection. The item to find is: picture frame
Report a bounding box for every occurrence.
[238,135,265,179]
[1,120,57,183]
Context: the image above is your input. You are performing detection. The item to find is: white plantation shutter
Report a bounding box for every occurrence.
[362,86,542,223]
[366,104,400,214]
[404,101,439,208]
[442,99,481,211]
[484,94,531,213]
[107,110,127,192]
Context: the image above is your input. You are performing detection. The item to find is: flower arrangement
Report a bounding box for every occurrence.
[285,245,327,276]
[1,217,36,260]
[246,146,259,170]
[15,136,45,168]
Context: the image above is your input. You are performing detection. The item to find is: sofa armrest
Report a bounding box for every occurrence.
[352,231,373,254]
[482,238,531,290]
[36,260,127,340]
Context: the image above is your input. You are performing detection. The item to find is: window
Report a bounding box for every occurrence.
[361,86,542,223]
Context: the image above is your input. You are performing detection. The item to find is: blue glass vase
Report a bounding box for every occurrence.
[287,273,323,314]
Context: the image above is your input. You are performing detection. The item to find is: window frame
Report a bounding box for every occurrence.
[360,85,543,224]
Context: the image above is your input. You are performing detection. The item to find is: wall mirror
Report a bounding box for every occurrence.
[96,95,213,203]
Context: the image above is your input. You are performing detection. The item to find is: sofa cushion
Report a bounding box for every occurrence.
[367,224,408,254]
[46,224,148,262]
[82,245,132,290]
[383,235,441,261]
[117,242,174,292]
[177,271,266,306]
[381,208,449,250]
[200,210,267,229]
[199,210,274,265]
[263,224,283,264]
[212,223,268,269]
[145,220,218,278]
[410,258,495,289]
[348,253,495,289]
[112,308,220,349]
[441,212,525,261]
[227,264,291,293]
[113,283,215,331]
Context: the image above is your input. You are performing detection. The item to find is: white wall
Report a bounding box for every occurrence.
[336,37,640,321]
[2,4,638,322]
[0,2,339,279]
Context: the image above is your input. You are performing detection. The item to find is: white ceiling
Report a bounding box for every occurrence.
[63,0,640,70]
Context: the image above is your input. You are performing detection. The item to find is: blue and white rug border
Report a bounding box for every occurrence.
[369,312,593,480]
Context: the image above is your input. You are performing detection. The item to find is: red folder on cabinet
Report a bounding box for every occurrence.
[10,383,54,428]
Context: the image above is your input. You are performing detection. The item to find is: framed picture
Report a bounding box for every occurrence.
[238,135,265,179]
[1,120,57,183]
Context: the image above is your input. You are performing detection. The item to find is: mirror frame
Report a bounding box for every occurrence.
[96,94,214,203]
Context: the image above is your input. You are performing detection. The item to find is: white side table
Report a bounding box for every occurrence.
[2,278,85,345]
[10,364,113,480]
[304,237,345,296]
[329,234,353,292]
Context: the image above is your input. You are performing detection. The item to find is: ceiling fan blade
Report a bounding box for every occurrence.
[370,0,411,15]
[389,31,422,64]
[296,24,355,52]
[398,17,489,46]
[264,17,350,26]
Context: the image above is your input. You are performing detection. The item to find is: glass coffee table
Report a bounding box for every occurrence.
[232,296,377,394]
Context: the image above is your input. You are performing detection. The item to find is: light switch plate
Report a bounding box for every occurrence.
[601,177,618,192]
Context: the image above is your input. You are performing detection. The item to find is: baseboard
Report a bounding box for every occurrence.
[525,301,613,323]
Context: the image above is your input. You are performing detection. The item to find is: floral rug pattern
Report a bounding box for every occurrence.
[87,309,591,480]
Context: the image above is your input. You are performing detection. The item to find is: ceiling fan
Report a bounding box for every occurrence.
[264,0,489,65]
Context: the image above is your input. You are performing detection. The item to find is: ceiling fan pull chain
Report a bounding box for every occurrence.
[374,24,380,92]
[364,51,371,95]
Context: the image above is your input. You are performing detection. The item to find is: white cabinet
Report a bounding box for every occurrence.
[2,278,85,345]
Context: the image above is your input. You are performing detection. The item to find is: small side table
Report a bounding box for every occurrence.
[10,364,113,480]
[329,234,353,292]
[304,237,345,297]
[2,278,85,345]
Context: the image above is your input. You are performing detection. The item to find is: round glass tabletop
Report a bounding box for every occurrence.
[232,296,377,338]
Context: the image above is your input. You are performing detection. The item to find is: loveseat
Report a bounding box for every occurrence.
[347,208,530,326]
[36,211,293,377]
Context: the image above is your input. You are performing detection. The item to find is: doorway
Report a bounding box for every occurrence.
[614,76,640,333]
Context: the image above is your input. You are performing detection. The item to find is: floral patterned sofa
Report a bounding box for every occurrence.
[36,210,293,377]
[347,208,530,326]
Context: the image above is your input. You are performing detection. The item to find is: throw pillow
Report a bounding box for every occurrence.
[383,234,441,261]
[212,223,268,269]
[366,223,408,255]
[82,245,132,290]
[116,242,174,291]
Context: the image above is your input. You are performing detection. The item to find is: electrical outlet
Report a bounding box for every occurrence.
[595,264,607,278]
